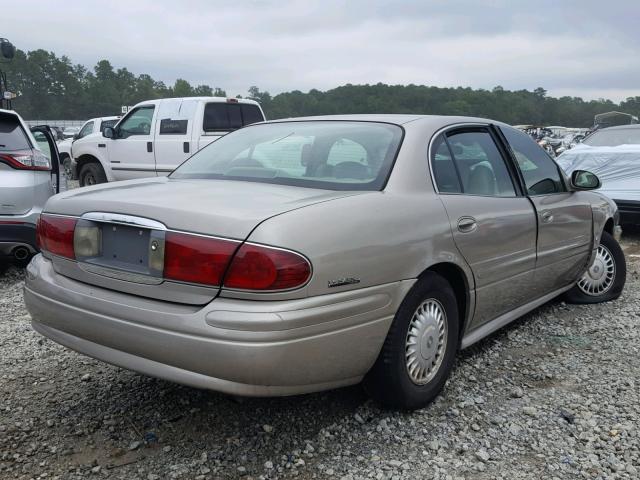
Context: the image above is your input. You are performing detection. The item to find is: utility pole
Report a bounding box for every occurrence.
[0,38,16,110]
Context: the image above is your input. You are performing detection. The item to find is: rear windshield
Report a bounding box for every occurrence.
[583,128,640,147]
[203,103,265,131]
[171,121,403,190]
[0,113,31,151]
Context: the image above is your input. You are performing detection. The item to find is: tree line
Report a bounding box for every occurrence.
[3,48,640,127]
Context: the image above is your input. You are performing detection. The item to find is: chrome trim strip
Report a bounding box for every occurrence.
[81,212,167,231]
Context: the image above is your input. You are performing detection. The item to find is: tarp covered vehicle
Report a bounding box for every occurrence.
[557,125,640,225]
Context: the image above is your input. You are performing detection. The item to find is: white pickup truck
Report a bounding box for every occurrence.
[59,116,120,177]
[72,97,265,186]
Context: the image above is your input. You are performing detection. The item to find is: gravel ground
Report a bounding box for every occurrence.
[1,231,639,480]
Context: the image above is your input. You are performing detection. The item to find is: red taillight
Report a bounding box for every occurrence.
[223,244,311,291]
[164,232,238,286]
[0,150,51,171]
[36,214,76,259]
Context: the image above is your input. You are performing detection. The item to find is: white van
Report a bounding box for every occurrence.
[71,97,265,186]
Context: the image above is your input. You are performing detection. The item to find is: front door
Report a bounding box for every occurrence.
[431,127,537,329]
[500,127,593,294]
[107,105,156,181]
[31,126,62,193]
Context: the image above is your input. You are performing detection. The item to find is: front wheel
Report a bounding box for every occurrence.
[364,272,459,410]
[565,230,626,304]
[79,162,107,187]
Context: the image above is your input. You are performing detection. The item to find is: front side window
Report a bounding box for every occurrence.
[203,103,265,132]
[116,106,155,138]
[501,126,566,195]
[171,121,403,190]
[446,130,516,197]
[77,121,94,139]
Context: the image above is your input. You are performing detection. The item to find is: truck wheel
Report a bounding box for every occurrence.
[61,155,72,177]
[364,272,459,410]
[565,231,626,304]
[79,162,107,187]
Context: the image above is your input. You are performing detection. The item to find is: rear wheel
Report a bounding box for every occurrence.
[79,162,107,187]
[565,230,626,304]
[364,272,459,410]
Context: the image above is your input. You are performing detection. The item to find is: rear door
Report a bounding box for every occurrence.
[432,126,538,328]
[107,105,157,180]
[500,126,593,294]
[153,98,197,175]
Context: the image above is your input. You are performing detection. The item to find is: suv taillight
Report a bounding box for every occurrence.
[163,231,311,291]
[0,150,51,171]
[36,214,76,259]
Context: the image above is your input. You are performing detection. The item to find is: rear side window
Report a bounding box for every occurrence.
[203,103,265,132]
[501,126,566,195]
[100,119,118,132]
[446,130,516,197]
[0,114,31,152]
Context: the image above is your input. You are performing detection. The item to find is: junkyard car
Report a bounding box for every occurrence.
[0,110,62,265]
[557,125,640,226]
[24,115,626,409]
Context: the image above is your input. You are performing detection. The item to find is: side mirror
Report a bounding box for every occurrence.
[72,134,79,141]
[103,127,115,139]
[571,170,600,190]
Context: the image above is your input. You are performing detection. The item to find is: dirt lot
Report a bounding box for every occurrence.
[1,231,639,480]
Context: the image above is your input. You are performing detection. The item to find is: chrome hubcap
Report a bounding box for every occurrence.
[577,244,615,296]
[405,299,447,385]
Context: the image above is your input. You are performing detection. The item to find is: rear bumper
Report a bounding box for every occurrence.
[614,199,640,226]
[0,220,37,258]
[24,255,413,396]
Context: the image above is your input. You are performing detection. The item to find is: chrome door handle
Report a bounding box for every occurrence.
[457,217,477,233]
[541,211,554,223]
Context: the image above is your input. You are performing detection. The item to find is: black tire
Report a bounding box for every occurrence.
[364,272,459,410]
[79,162,107,187]
[61,155,72,177]
[565,230,626,304]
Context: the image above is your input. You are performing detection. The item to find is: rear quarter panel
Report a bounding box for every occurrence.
[225,191,472,301]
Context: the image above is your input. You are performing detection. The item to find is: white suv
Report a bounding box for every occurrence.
[72,97,265,186]
[0,110,62,264]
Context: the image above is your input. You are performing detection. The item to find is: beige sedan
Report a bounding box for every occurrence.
[25,115,625,409]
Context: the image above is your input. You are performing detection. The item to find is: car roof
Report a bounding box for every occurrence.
[264,114,510,129]
[134,97,262,107]
[596,124,640,131]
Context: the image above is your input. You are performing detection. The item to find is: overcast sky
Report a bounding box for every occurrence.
[4,1,640,101]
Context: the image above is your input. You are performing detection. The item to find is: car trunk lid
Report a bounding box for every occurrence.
[44,177,363,304]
